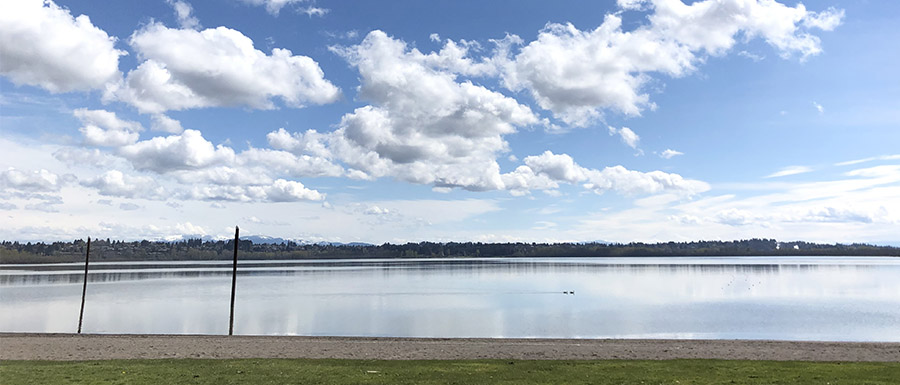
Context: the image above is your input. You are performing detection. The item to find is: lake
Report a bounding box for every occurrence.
[1,257,899,342]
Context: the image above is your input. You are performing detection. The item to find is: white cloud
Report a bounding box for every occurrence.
[844,164,900,179]
[118,129,235,173]
[738,51,765,62]
[74,109,143,147]
[266,128,333,159]
[364,205,392,215]
[659,149,684,159]
[183,179,324,202]
[300,6,328,17]
[803,7,845,31]
[0,0,125,92]
[175,222,207,237]
[240,0,327,17]
[24,202,61,213]
[658,166,900,241]
[813,101,825,114]
[522,151,587,183]
[1,167,71,196]
[113,23,340,113]
[71,126,337,203]
[502,151,710,196]
[429,33,441,42]
[53,147,129,169]
[326,30,539,191]
[794,206,885,224]
[714,208,759,226]
[766,165,813,178]
[166,0,200,30]
[583,165,710,196]
[119,202,142,211]
[236,148,344,179]
[835,154,900,167]
[264,27,711,197]
[150,114,184,134]
[496,0,843,126]
[617,0,647,11]
[81,170,166,199]
[262,179,325,201]
[608,125,641,149]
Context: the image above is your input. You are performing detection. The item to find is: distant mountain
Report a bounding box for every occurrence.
[243,236,374,246]
[575,240,611,245]
[243,235,292,244]
[310,241,375,247]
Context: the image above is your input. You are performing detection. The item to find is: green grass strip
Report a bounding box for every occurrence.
[2,359,898,384]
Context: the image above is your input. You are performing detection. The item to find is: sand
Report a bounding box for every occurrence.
[2,333,899,361]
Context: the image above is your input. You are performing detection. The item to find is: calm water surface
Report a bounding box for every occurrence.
[1,257,898,341]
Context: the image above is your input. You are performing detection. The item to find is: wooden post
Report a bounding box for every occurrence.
[77,237,91,334]
[229,226,239,335]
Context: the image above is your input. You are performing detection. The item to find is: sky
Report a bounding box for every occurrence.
[1,0,899,245]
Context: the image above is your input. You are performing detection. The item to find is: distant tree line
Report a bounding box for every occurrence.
[0,238,896,264]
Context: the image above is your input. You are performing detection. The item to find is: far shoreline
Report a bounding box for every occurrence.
[2,254,898,266]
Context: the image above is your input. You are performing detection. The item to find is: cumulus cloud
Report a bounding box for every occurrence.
[107,129,331,203]
[261,179,325,201]
[0,0,125,92]
[113,23,340,113]
[237,148,344,179]
[81,170,166,199]
[118,129,235,173]
[267,128,333,159]
[714,208,759,226]
[502,151,710,196]
[53,147,128,169]
[795,206,885,224]
[183,179,324,202]
[252,31,712,197]
[325,30,539,191]
[496,0,843,126]
[608,126,641,149]
[175,222,207,237]
[74,108,143,147]
[659,149,683,159]
[166,0,200,30]
[1,167,73,196]
[150,114,184,134]
[364,205,392,215]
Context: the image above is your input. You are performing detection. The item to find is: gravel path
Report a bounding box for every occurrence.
[2,333,899,361]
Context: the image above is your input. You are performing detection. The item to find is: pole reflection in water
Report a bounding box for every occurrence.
[1,257,898,342]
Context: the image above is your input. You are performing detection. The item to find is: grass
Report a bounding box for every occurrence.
[2,359,899,385]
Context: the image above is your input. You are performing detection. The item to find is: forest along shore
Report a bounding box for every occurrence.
[2,238,898,264]
[2,334,899,362]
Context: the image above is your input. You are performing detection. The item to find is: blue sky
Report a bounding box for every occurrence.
[1,0,898,244]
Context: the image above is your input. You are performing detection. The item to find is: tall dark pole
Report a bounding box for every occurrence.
[77,237,91,334]
[229,226,239,335]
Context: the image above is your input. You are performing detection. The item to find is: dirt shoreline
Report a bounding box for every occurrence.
[2,333,899,362]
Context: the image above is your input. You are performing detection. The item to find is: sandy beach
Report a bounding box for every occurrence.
[2,333,898,362]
